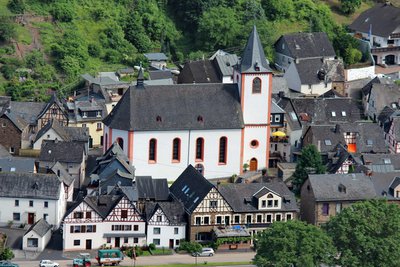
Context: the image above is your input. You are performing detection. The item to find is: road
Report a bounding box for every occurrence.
[14,251,256,267]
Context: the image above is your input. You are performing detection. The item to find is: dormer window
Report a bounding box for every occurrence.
[156,116,162,122]
[338,184,346,193]
[197,116,203,122]
[82,112,87,118]
[96,111,101,117]
[254,61,260,71]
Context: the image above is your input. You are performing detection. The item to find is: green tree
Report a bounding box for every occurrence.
[340,0,361,15]
[261,0,294,21]
[0,16,16,42]
[7,0,25,14]
[254,220,336,267]
[50,2,75,22]
[0,247,14,260]
[326,200,400,267]
[292,144,326,194]
[345,47,362,65]
[197,6,242,51]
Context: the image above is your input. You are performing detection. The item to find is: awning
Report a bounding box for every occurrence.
[272,131,286,137]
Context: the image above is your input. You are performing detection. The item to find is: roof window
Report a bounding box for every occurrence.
[324,140,332,146]
[366,139,373,146]
[383,158,391,164]
[342,111,346,116]
[331,111,336,117]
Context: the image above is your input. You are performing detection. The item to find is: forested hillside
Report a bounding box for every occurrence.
[0,0,388,100]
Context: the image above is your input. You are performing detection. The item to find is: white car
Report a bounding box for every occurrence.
[192,248,215,257]
[39,260,59,267]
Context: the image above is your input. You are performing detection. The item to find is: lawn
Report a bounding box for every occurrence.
[14,24,32,45]
[321,0,375,26]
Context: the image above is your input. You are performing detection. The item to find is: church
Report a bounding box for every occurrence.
[103,26,273,179]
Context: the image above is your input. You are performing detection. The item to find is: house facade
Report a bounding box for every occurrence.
[349,2,400,65]
[36,94,68,130]
[63,193,146,251]
[0,173,65,228]
[22,218,52,252]
[103,26,273,179]
[301,173,376,225]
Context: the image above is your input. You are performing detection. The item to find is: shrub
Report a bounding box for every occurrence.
[51,3,74,22]
[0,248,14,260]
[148,243,156,250]
[7,0,25,14]
[179,241,202,254]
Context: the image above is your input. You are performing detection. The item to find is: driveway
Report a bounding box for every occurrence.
[0,227,24,249]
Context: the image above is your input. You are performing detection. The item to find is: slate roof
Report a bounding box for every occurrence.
[362,153,400,170]
[136,176,169,201]
[275,32,336,59]
[177,60,220,84]
[0,145,10,158]
[291,97,363,124]
[326,144,353,173]
[274,97,302,131]
[51,161,74,187]
[368,83,400,115]
[145,200,186,224]
[24,218,52,237]
[170,165,214,214]
[240,26,271,73]
[293,58,344,85]
[370,172,400,199]
[1,110,28,131]
[97,142,128,163]
[218,181,298,212]
[213,54,239,77]
[361,76,393,96]
[84,194,123,219]
[34,119,89,143]
[307,173,376,201]
[39,140,85,163]
[349,3,400,37]
[0,157,36,173]
[37,93,67,121]
[149,70,173,80]
[103,83,243,131]
[0,173,61,200]
[10,101,46,125]
[144,53,168,61]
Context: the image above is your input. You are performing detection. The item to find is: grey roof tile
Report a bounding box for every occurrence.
[0,172,61,200]
[24,218,52,237]
[349,3,400,37]
[307,173,376,201]
[39,140,85,163]
[103,83,244,131]
[240,26,271,73]
[0,157,36,173]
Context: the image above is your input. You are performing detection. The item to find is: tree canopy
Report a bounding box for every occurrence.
[340,0,362,15]
[292,144,326,194]
[326,200,400,267]
[254,220,336,267]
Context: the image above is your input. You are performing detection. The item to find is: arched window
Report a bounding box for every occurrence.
[172,138,181,162]
[218,137,227,164]
[116,138,124,151]
[195,138,204,161]
[149,139,157,162]
[252,77,261,94]
[195,163,204,175]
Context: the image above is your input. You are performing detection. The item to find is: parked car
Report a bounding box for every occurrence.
[39,260,59,267]
[0,261,19,267]
[192,248,215,257]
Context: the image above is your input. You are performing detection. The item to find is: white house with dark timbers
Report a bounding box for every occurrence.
[103,26,274,179]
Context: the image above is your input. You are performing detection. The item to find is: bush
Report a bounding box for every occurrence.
[51,3,74,22]
[0,248,14,260]
[179,241,202,254]
[148,243,156,250]
[88,43,102,57]
[7,0,25,14]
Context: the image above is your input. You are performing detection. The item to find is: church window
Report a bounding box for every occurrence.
[172,138,181,162]
[218,137,227,164]
[252,77,261,94]
[116,138,124,151]
[250,140,259,148]
[195,138,204,161]
[195,163,204,175]
[149,139,157,162]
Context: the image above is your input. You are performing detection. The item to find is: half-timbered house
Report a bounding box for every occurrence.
[170,165,233,242]
[63,187,146,251]
[36,93,68,129]
[145,201,186,248]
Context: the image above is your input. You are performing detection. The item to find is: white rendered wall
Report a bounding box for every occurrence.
[23,229,51,252]
[241,74,271,124]
[243,127,268,171]
[345,66,375,81]
[111,128,129,152]
[33,129,63,150]
[0,196,64,228]
[147,225,185,248]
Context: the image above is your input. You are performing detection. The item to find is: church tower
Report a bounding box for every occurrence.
[234,26,273,172]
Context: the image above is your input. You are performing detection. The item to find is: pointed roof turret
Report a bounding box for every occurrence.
[136,67,145,89]
[240,25,271,73]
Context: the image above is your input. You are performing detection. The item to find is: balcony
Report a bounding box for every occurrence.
[270,136,289,143]
[371,46,400,53]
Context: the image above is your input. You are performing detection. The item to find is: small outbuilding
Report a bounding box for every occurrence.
[22,218,52,252]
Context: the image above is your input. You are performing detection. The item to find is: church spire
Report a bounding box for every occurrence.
[240,25,271,73]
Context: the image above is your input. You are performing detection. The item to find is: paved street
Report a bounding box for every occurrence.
[14,251,256,267]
